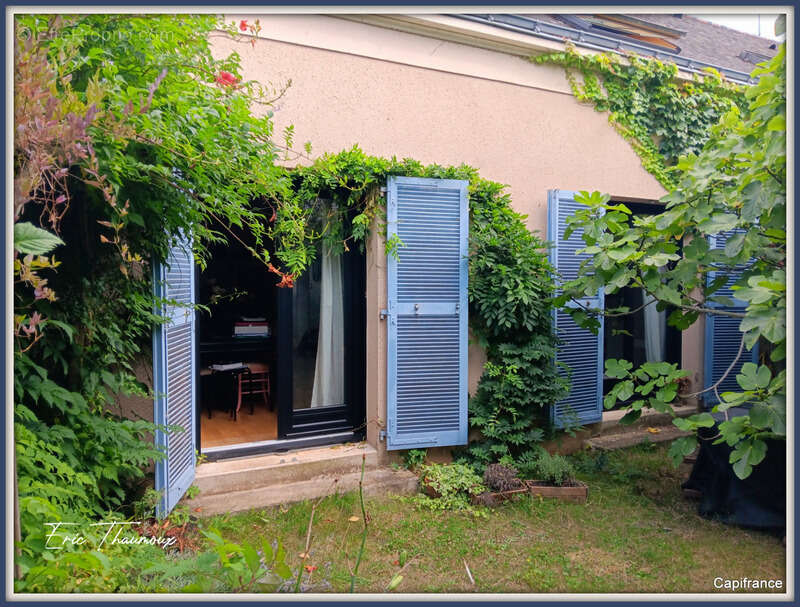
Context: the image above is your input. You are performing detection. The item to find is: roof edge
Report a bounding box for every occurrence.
[459,14,756,84]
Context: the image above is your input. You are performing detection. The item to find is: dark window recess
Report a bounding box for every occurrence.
[603,201,682,409]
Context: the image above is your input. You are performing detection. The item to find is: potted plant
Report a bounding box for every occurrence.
[472,463,529,506]
[525,451,588,504]
[419,462,485,502]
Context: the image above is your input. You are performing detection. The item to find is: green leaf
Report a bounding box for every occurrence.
[618,409,642,425]
[729,439,767,480]
[275,541,286,566]
[616,380,634,402]
[736,363,770,391]
[702,213,740,234]
[655,386,677,403]
[642,252,679,267]
[274,561,292,579]
[261,539,273,564]
[674,412,715,431]
[749,401,785,435]
[668,436,697,467]
[605,359,632,379]
[242,541,261,574]
[723,232,745,257]
[654,284,682,306]
[387,573,404,591]
[14,222,65,255]
[607,245,637,261]
[767,114,785,131]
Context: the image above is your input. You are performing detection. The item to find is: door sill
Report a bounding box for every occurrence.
[201,431,359,461]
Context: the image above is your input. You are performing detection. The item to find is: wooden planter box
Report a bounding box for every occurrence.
[470,487,528,506]
[526,480,588,504]
[422,482,440,499]
[422,478,588,506]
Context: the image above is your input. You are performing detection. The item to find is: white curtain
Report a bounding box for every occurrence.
[642,290,666,363]
[311,246,344,407]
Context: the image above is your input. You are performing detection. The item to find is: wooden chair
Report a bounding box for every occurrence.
[203,364,249,420]
[236,361,271,418]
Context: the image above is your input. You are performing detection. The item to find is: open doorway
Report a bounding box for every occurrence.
[196,228,366,458]
[603,201,681,408]
[197,231,279,450]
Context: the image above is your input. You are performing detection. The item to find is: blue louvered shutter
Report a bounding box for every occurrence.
[703,231,758,407]
[386,176,468,450]
[152,232,196,517]
[547,190,604,428]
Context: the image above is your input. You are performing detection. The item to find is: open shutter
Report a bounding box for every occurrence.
[386,176,468,450]
[548,190,604,428]
[703,231,758,407]
[152,233,196,517]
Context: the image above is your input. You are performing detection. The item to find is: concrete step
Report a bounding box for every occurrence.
[586,424,691,451]
[593,404,696,438]
[189,467,419,517]
[194,443,377,496]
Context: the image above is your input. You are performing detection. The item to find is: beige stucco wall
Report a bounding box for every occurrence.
[211,15,704,459]
[112,355,155,424]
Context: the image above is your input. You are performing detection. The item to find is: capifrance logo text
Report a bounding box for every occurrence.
[713,577,783,591]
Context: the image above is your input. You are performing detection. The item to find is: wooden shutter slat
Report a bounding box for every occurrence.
[386,177,468,450]
[548,190,604,428]
[153,233,196,517]
[703,231,758,407]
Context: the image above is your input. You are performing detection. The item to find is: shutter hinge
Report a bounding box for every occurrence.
[380,309,389,320]
[379,430,386,441]
[380,187,387,195]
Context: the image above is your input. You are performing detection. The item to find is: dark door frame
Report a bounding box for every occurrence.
[276,244,367,439]
[195,242,366,460]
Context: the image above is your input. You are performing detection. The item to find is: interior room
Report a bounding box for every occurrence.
[197,233,279,450]
[196,219,366,455]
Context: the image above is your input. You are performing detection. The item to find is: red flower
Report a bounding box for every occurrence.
[215,71,239,87]
[304,565,317,573]
[239,20,248,32]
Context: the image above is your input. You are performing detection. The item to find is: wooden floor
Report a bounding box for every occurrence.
[201,399,278,448]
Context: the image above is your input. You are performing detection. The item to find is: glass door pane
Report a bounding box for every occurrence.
[292,247,345,410]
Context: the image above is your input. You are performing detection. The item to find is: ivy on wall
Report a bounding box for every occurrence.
[18,12,766,588]
[531,43,747,189]
[20,16,761,541]
[275,147,567,470]
[15,12,562,549]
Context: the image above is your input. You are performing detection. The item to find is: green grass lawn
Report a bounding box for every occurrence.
[201,442,785,593]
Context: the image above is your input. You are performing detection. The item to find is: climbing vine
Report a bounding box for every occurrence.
[532,43,746,189]
[544,45,786,479]
[277,147,566,472]
[15,12,561,554]
[13,13,295,582]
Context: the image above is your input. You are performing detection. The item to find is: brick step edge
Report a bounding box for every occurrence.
[586,425,692,451]
[186,467,419,517]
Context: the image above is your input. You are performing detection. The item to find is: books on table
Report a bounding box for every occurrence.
[234,320,270,337]
[209,362,246,372]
